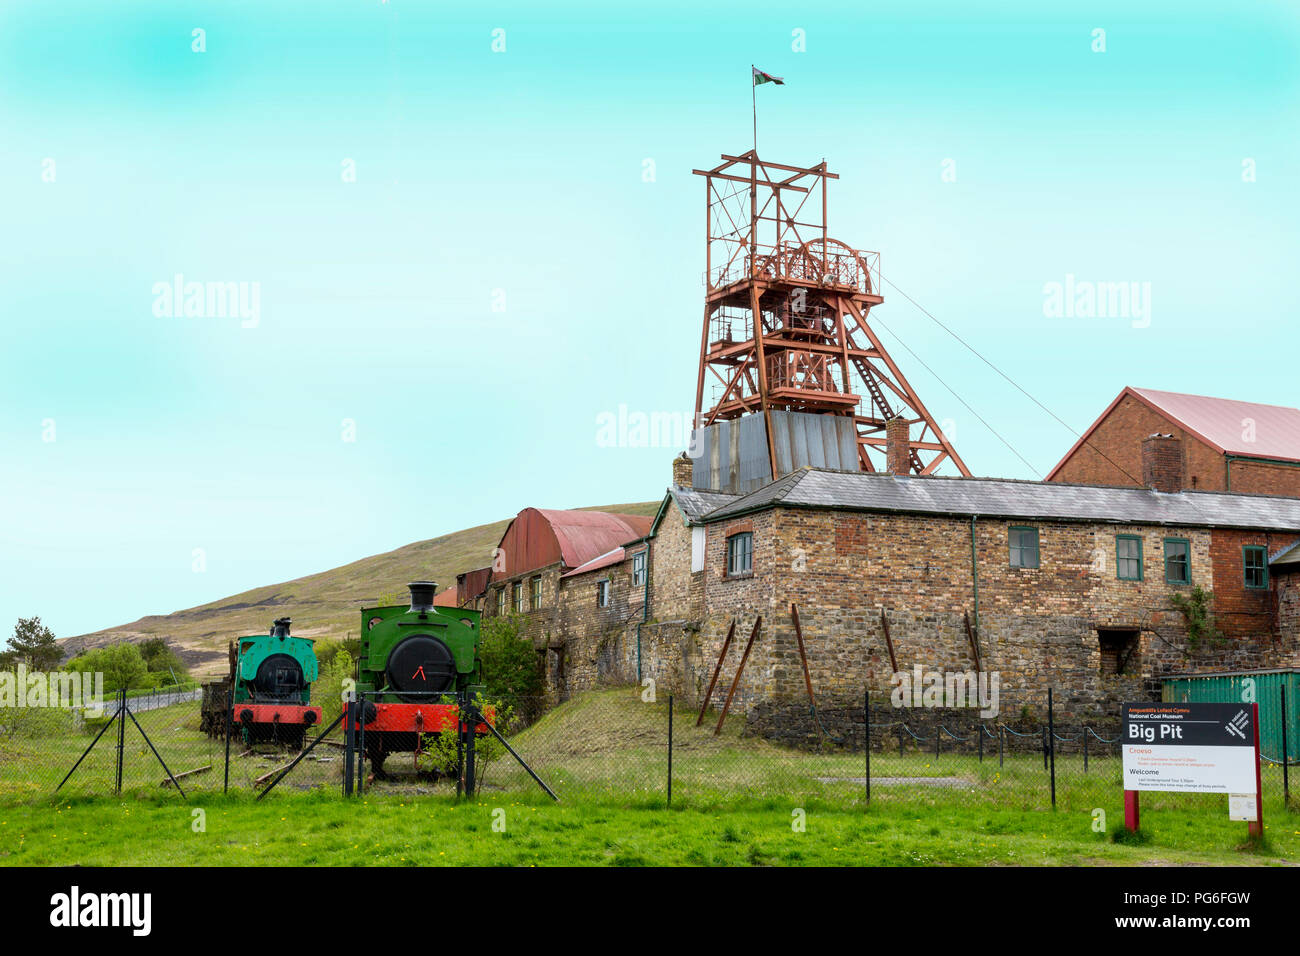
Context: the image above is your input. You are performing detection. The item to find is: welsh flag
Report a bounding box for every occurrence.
[752,67,784,86]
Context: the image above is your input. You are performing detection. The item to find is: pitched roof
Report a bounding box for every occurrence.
[433,585,459,607]
[702,467,1300,533]
[1048,387,1300,478]
[1273,541,1300,569]
[561,546,627,578]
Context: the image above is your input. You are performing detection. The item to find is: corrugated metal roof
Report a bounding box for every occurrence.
[1273,541,1300,568]
[1131,388,1300,462]
[433,585,459,607]
[494,508,653,576]
[702,467,1300,532]
[561,546,626,578]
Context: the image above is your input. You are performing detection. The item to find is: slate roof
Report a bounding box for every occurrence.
[701,467,1300,533]
[668,486,741,523]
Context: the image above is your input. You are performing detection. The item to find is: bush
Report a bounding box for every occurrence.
[479,614,542,722]
[314,649,354,727]
[65,643,150,692]
[417,695,514,787]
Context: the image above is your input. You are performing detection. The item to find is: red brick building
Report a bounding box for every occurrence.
[1047,387,1300,497]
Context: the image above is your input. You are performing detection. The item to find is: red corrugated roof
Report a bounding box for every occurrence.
[433,585,459,607]
[493,508,652,577]
[561,546,626,578]
[1048,387,1300,479]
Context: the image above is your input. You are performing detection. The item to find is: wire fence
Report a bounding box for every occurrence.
[4,682,1298,814]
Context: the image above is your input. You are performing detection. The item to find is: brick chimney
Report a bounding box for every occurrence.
[1141,433,1185,493]
[885,417,911,476]
[672,452,693,488]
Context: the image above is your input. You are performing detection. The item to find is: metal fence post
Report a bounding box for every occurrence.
[343,699,355,797]
[1048,687,1056,808]
[1283,684,1290,805]
[115,688,126,796]
[864,689,870,806]
[223,683,233,794]
[667,694,673,808]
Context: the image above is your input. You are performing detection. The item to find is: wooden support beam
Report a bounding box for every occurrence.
[790,604,817,712]
[715,616,762,736]
[696,619,736,727]
[880,608,898,673]
[964,610,982,674]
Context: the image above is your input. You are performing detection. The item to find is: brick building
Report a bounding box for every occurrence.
[460,424,1300,732]
[1048,387,1300,496]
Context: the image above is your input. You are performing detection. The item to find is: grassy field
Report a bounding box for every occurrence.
[62,500,659,677]
[2,791,1296,867]
[4,688,1298,865]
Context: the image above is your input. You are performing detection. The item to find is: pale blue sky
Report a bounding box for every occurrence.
[2,0,1297,638]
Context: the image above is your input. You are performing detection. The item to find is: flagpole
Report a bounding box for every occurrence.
[751,64,757,155]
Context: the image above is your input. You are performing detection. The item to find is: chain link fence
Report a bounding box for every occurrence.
[4,681,1298,814]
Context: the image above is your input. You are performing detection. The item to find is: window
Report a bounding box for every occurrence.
[726,532,753,576]
[1008,526,1039,568]
[631,552,647,588]
[512,581,523,613]
[691,526,706,573]
[1099,628,1139,676]
[530,575,543,610]
[1116,535,1143,581]
[1164,538,1191,585]
[1243,546,1269,590]
[496,587,505,616]
[596,580,610,607]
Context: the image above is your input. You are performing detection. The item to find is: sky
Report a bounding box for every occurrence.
[2,0,1298,639]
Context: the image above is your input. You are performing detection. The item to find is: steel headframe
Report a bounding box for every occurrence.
[691,150,970,478]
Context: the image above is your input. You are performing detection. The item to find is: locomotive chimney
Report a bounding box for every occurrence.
[270,617,291,638]
[408,581,437,614]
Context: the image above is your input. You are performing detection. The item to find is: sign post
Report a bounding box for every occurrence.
[1121,702,1261,837]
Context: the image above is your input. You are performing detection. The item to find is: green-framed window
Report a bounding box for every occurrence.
[530,575,543,610]
[631,551,647,587]
[1163,538,1191,585]
[512,581,524,613]
[496,587,505,616]
[726,532,753,576]
[1243,546,1269,590]
[1008,526,1040,568]
[596,579,610,608]
[1116,535,1143,581]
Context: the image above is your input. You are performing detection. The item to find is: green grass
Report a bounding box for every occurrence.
[2,791,1297,867]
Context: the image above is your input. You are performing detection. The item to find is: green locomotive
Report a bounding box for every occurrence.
[351,581,489,776]
[200,617,322,748]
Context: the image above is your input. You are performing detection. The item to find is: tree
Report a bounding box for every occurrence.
[0,617,62,671]
[138,637,190,685]
[478,613,543,722]
[65,643,150,692]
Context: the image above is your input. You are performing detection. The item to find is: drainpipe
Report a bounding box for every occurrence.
[1225,454,1300,493]
[636,539,652,683]
[969,515,981,640]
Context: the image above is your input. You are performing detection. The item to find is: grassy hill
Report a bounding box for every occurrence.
[62,501,660,678]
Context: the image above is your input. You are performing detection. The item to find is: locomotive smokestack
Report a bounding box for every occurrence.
[408,581,437,614]
[270,617,291,638]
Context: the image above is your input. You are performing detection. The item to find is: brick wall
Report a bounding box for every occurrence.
[1050,392,1300,496]
[675,508,1298,729]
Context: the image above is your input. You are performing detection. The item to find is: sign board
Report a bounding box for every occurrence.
[1121,702,1257,794]
[1228,793,1258,821]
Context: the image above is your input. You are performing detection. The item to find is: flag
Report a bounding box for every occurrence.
[752,67,784,86]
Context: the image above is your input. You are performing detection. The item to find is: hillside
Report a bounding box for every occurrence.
[63,501,660,678]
